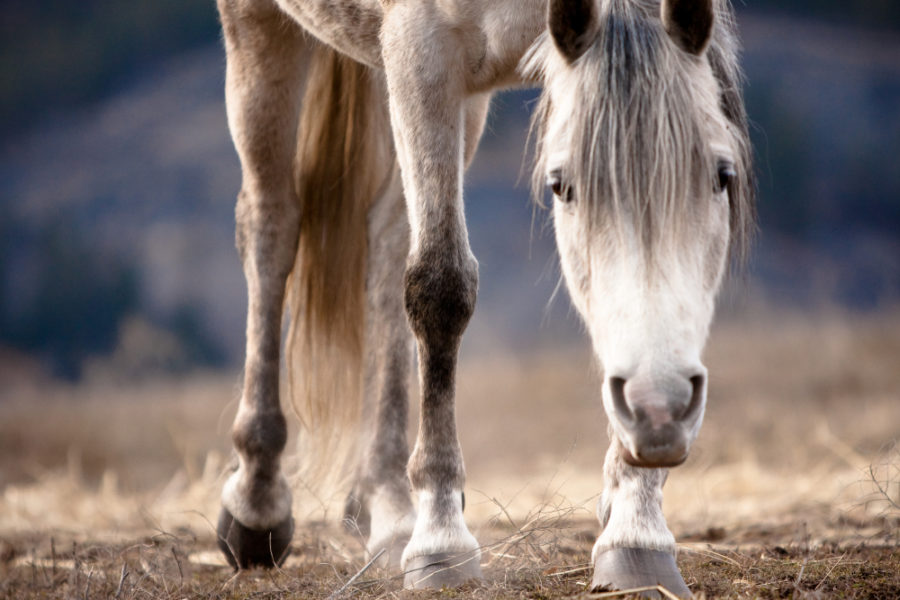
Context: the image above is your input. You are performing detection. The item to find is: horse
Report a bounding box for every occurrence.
[213,0,754,595]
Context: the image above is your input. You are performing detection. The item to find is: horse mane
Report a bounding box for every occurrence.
[524,0,754,266]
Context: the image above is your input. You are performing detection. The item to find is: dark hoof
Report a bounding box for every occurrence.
[403,551,482,589]
[217,508,293,569]
[591,548,691,599]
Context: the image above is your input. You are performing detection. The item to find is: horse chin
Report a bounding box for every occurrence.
[619,441,689,469]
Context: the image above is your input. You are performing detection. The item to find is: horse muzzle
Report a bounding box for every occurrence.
[606,371,706,468]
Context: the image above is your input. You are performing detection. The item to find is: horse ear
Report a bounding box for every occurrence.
[660,0,714,55]
[548,0,599,63]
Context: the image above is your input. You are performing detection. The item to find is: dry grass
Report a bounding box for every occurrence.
[1,508,898,599]
[1,309,899,598]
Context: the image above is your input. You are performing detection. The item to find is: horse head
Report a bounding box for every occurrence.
[534,0,753,467]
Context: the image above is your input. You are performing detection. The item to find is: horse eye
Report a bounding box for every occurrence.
[547,169,574,203]
[715,162,736,195]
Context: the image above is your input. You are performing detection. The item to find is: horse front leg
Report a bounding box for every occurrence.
[216,0,310,569]
[591,434,691,598]
[381,6,482,589]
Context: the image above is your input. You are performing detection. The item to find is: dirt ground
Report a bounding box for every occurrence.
[1,309,899,598]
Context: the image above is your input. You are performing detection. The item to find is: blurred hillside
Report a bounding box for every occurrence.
[0,0,220,138]
[1,2,899,378]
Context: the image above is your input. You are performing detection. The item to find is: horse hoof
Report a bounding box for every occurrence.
[217,508,294,569]
[403,551,482,589]
[591,548,691,599]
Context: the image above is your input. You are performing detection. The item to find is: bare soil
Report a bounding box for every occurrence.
[1,519,898,598]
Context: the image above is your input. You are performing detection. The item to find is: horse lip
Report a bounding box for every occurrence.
[621,445,689,468]
[618,432,690,468]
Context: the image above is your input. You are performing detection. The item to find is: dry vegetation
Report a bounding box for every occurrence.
[1,309,899,598]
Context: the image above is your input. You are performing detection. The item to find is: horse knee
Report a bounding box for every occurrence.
[404,253,478,344]
[234,187,301,280]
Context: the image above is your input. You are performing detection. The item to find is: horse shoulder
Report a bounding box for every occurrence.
[471,0,545,90]
[275,0,385,67]
[378,0,543,92]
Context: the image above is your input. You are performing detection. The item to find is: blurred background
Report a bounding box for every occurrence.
[1,0,899,380]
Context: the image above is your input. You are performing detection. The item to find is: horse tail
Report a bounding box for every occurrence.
[286,43,392,493]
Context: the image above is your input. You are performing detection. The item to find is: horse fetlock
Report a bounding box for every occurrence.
[407,446,466,492]
[232,409,288,461]
[592,498,676,559]
[221,467,292,531]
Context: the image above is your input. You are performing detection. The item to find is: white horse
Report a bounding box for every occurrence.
[214,0,754,595]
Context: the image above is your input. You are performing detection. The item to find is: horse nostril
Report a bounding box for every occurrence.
[609,376,633,423]
[681,374,705,420]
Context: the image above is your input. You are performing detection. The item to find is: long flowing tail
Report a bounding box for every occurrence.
[286,43,392,492]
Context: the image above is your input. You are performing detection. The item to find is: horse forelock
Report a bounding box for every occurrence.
[525,0,754,267]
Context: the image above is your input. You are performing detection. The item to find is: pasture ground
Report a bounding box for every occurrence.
[1,309,899,598]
